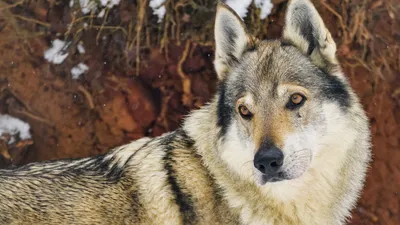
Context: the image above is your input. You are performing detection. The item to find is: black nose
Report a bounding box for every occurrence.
[254,145,284,174]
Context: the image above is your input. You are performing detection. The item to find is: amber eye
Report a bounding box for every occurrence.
[286,93,306,110]
[238,105,253,119]
[291,94,303,104]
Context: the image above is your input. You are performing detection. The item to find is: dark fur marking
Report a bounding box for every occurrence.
[217,81,233,138]
[318,71,350,109]
[220,19,247,67]
[226,53,239,66]
[162,130,197,224]
[223,25,237,47]
[245,39,258,52]
[220,25,238,66]
[271,80,279,98]
[0,155,124,183]
[121,138,153,169]
[128,190,142,223]
[292,5,317,55]
[280,40,294,48]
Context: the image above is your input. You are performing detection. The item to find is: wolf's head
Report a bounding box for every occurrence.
[214,0,354,186]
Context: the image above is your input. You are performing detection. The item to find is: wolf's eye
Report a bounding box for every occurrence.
[286,93,306,110]
[291,94,303,104]
[238,105,253,119]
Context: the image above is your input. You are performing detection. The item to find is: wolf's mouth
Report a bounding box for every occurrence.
[259,172,287,185]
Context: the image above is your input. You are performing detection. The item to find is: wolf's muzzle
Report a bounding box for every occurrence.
[254,144,284,175]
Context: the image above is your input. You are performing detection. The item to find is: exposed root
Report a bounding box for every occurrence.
[320,1,347,42]
[0,0,25,11]
[134,0,149,75]
[65,15,96,37]
[160,13,170,60]
[160,95,172,130]
[144,14,151,47]
[160,0,172,60]
[0,136,33,164]
[89,25,127,35]
[173,1,186,46]
[77,85,95,109]
[0,140,11,160]
[5,90,53,127]
[65,13,77,38]
[12,14,50,28]
[11,108,53,127]
[95,8,110,44]
[177,40,192,107]
[6,89,35,114]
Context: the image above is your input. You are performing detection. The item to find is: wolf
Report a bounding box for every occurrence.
[0,0,371,224]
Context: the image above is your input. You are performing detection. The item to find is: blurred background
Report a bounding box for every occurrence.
[0,0,398,224]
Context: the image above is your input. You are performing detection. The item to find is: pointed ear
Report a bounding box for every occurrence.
[214,3,253,80]
[283,0,338,69]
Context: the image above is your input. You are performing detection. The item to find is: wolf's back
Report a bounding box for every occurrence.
[0,129,236,225]
[0,153,138,224]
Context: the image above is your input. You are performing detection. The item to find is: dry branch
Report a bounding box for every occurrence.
[0,0,24,11]
[177,40,192,107]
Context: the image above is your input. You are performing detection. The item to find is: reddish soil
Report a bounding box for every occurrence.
[0,0,398,224]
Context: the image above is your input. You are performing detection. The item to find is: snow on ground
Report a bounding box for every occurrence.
[255,0,273,19]
[44,39,70,64]
[71,63,89,79]
[225,0,252,18]
[149,0,166,23]
[77,0,121,15]
[79,0,97,14]
[98,8,106,18]
[77,42,86,54]
[0,114,31,144]
[225,0,273,19]
[72,0,271,26]
[102,0,120,8]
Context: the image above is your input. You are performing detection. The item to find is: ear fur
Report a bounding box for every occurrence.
[283,0,338,69]
[214,3,252,80]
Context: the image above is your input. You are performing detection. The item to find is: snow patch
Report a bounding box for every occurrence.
[225,0,273,19]
[149,0,166,23]
[44,39,70,64]
[104,0,120,8]
[100,0,108,6]
[255,0,273,19]
[0,114,31,144]
[79,0,97,14]
[77,42,85,54]
[98,8,106,18]
[71,63,89,79]
[225,0,252,19]
[79,0,120,15]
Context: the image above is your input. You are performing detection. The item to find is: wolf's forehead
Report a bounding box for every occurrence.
[230,42,350,109]
[236,42,315,90]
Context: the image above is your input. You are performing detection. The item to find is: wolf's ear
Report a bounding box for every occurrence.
[214,3,252,80]
[283,0,338,68]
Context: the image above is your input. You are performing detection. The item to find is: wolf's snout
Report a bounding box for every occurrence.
[254,146,284,174]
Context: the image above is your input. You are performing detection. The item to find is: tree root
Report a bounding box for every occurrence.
[177,40,192,107]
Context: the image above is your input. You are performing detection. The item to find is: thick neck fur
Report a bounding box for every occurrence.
[183,93,370,225]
